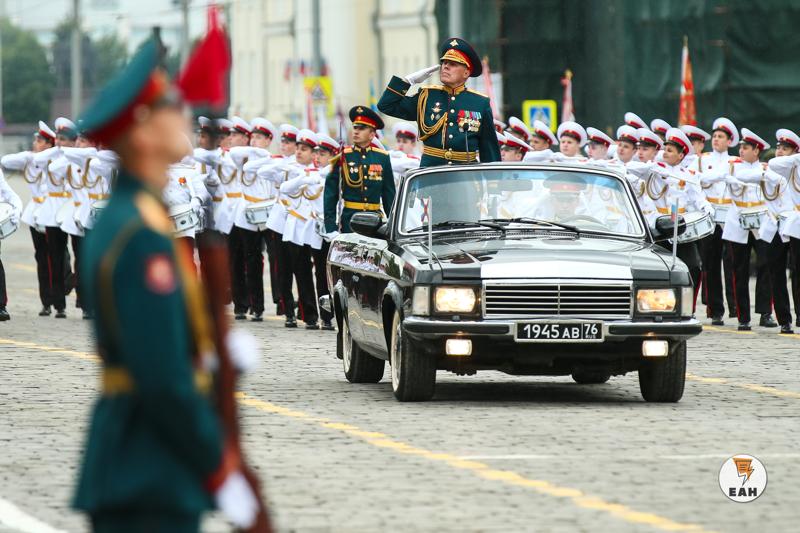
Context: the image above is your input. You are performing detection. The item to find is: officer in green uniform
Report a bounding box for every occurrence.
[378,37,500,167]
[324,106,396,233]
[73,38,246,533]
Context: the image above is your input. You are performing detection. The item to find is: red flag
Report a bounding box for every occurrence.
[481,56,500,120]
[678,36,697,126]
[176,5,230,108]
[561,69,575,122]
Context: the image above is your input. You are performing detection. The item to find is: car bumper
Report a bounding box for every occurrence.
[403,316,702,341]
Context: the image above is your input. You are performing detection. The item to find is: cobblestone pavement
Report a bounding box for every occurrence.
[1,177,799,532]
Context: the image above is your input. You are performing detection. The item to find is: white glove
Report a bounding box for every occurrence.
[724,175,742,186]
[323,230,340,242]
[403,64,439,85]
[702,204,715,218]
[226,328,259,372]
[10,213,19,225]
[215,470,259,530]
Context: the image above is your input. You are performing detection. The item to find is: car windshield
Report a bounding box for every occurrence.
[399,167,644,237]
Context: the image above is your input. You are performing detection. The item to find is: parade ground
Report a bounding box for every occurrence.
[1,179,798,532]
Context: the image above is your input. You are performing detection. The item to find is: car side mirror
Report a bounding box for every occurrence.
[350,212,384,238]
[652,215,687,241]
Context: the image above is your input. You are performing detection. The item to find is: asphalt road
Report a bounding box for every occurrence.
[1,176,798,532]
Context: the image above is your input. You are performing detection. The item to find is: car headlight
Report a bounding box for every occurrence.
[434,287,477,313]
[636,288,677,313]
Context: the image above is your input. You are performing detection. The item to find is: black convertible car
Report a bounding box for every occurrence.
[322,162,702,402]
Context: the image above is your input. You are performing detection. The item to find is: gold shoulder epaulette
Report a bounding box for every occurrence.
[467,88,489,98]
[134,192,173,235]
[329,154,342,167]
[371,147,389,155]
[421,85,443,92]
[343,147,353,154]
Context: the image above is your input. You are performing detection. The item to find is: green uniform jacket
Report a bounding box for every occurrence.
[378,75,501,167]
[73,171,222,515]
[324,145,396,232]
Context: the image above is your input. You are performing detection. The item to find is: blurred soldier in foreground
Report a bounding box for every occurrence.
[73,37,267,532]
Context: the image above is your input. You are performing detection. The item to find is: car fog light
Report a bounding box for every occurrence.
[642,340,669,357]
[446,338,472,356]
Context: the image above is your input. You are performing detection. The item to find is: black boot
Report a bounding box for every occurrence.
[251,312,263,322]
[55,308,67,319]
[780,324,794,334]
[285,316,297,328]
[39,306,51,317]
[738,322,751,331]
[321,320,335,331]
[711,316,724,326]
[305,321,319,330]
[0,308,10,321]
[759,314,778,328]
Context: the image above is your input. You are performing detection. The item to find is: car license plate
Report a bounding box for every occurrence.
[515,321,603,343]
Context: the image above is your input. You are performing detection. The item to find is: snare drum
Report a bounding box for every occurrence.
[88,200,108,229]
[244,200,274,230]
[677,211,714,243]
[738,206,766,230]
[168,204,199,235]
[0,203,18,240]
[712,204,729,224]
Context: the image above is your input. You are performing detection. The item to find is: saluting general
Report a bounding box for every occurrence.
[378,37,500,167]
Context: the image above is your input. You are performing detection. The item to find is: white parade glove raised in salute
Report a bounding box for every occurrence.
[404,65,439,85]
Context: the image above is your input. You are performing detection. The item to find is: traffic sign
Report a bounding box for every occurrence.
[522,100,558,132]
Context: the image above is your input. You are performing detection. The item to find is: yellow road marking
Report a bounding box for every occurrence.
[10,263,37,273]
[686,372,800,400]
[237,392,711,533]
[0,338,98,362]
[702,325,755,335]
[0,333,715,532]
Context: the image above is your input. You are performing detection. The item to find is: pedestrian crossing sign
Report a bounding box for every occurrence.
[303,76,334,113]
[522,100,558,132]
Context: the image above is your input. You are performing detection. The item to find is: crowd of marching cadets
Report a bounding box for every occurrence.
[0,113,421,327]
[495,113,800,333]
[1,110,799,334]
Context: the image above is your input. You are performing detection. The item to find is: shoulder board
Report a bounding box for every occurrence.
[421,85,444,91]
[343,147,353,154]
[467,88,489,98]
[371,148,389,155]
[134,192,173,235]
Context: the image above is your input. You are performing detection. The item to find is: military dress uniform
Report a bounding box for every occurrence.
[0,122,57,314]
[378,38,500,167]
[769,146,800,327]
[0,169,23,319]
[324,106,396,233]
[73,38,236,533]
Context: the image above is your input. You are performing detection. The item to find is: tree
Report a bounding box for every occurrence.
[94,34,128,87]
[1,18,55,123]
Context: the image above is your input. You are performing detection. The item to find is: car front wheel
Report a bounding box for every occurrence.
[638,340,686,402]
[390,310,436,401]
[342,315,384,383]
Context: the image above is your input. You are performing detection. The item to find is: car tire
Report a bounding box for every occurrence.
[571,370,611,384]
[341,315,384,383]
[638,340,686,402]
[389,310,436,401]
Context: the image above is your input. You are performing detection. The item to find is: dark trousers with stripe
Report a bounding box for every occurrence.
[0,241,6,308]
[241,227,265,314]
[70,234,83,309]
[312,241,333,323]
[791,237,800,323]
[264,229,283,311]
[228,226,249,314]
[727,234,771,325]
[280,240,318,324]
[757,233,791,326]
[30,227,52,308]
[45,227,68,311]
[700,226,726,318]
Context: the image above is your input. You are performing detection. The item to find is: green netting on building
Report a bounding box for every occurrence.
[436,0,800,136]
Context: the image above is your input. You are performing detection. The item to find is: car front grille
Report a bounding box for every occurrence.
[483,283,632,318]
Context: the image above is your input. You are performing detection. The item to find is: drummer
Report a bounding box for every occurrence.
[232,117,278,322]
[0,167,23,321]
[643,128,712,300]
[725,130,793,334]
[0,121,57,317]
[717,128,772,331]
[768,129,800,328]
[162,136,209,249]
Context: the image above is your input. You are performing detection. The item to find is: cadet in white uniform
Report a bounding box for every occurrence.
[586,128,613,161]
[767,129,800,328]
[0,121,57,316]
[0,167,23,320]
[554,121,587,161]
[522,120,557,162]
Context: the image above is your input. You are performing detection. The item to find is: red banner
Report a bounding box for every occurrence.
[678,36,697,126]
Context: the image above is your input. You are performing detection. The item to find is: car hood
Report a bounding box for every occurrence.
[425,235,672,281]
